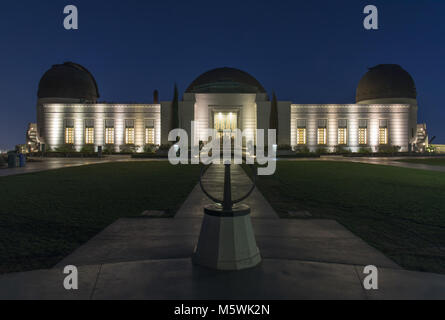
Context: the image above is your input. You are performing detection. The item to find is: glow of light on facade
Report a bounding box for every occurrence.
[43,103,161,153]
[290,104,411,152]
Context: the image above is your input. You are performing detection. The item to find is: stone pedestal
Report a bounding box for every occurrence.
[192,204,261,270]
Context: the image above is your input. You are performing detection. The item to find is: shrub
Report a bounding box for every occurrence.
[80,145,95,154]
[104,144,115,154]
[278,144,292,151]
[426,145,436,153]
[120,144,138,154]
[55,144,75,153]
[335,145,351,154]
[144,144,157,153]
[358,147,372,154]
[315,147,328,155]
[158,144,172,151]
[377,145,401,154]
[295,146,310,153]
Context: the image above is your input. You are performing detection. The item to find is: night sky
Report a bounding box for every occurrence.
[0,0,444,150]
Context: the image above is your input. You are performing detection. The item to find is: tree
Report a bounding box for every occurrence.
[171,84,179,131]
[269,91,279,141]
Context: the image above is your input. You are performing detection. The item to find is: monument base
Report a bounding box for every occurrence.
[192,204,261,270]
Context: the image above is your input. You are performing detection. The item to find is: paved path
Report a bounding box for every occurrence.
[281,156,445,173]
[1,164,445,299]
[0,155,164,177]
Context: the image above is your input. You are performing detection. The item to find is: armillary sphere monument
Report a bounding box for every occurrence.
[192,163,261,270]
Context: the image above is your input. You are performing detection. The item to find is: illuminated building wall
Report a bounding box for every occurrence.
[43,103,161,152]
[290,104,412,152]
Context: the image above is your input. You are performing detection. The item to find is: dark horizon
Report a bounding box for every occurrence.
[1,0,444,150]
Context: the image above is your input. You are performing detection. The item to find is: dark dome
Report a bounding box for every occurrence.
[356,64,417,103]
[186,67,266,94]
[38,62,99,100]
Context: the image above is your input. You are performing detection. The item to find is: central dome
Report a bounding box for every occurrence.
[186,67,266,94]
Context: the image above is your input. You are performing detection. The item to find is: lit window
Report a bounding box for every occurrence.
[65,128,74,144]
[379,128,388,145]
[145,119,155,144]
[125,120,135,144]
[65,119,74,144]
[297,129,306,145]
[338,128,347,145]
[105,120,115,144]
[379,120,388,145]
[358,120,368,145]
[317,119,327,145]
[358,128,367,145]
[85,119,95,145]
[338,119,348,145]
[296,119,307,145]
[85,128,94,144]
[318,128,326,145]
[214,113,237,131]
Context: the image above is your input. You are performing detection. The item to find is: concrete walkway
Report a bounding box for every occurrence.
[0,155,165,177]
[1,164,445,299]
[281,156,445,173]
[341,157,445,173]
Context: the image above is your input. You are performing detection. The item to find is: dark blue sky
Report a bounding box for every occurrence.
[0,0,444,149]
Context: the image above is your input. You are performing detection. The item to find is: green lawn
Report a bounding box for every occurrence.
[0,162,200,274]
[248,161,445,274]
[397,158,445,166]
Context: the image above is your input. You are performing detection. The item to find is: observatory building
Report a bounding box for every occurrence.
[34,62,426,153]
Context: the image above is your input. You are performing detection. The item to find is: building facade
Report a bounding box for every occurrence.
[35,62,425,153]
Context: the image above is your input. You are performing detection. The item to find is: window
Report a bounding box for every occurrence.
[379,120,388,145]
[358,120,368,145]
[125,120,135,144]
[105,119,115,144]
[65,119,74,144]
[338,119,348,145]
[85,119,94,145]
[145,119,155,145]
[297,119,306,145]
[214,112,237,131]
[317,120,327,145]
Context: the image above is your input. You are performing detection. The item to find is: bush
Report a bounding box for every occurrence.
[377,145,401,154]
[104,144,115,154]
[120,144,138,154]
[358,147,372,154]
[315,147,328,155]
[143,144,157,154]
[55,144,75,153]
[295,146,310,153]
[80,145,95,154]
[278,144,292,151]
[158,144,172,151]
[335,145,351,154]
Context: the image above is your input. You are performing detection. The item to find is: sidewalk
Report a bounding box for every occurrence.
[0,155,165,177]
[1,164,445,299]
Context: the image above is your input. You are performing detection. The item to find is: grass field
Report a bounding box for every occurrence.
[397,158,445,166]
[247,161,445,274]
[0,162,200,274]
